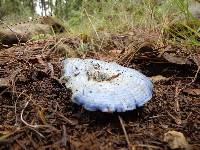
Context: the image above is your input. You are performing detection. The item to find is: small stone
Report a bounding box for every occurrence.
[0,78,10,87]
[163,131,191,149]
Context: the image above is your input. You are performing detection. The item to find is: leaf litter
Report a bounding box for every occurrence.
[0,28,200,150]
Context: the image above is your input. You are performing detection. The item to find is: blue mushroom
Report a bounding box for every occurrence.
[62,58,153,112]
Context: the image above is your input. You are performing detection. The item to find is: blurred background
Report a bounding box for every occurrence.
[0,0,200,33]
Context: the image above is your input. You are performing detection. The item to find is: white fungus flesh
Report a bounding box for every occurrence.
[62,58,153,112]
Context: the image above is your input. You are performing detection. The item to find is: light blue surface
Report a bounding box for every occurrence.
[63,58,153,112]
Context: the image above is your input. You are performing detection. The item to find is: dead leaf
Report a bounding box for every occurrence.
[110,49,122,55]
[150,75,170,83]
[0,130,12,140]
[164,131,191,150]
[162,52,192,65]
[183,88,200,96]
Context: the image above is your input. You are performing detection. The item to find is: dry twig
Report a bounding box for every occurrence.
[118,115,135,150]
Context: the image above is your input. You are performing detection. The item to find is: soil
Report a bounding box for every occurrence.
[0,35,200,150]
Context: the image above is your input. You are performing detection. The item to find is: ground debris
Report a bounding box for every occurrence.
[0,32,200,149]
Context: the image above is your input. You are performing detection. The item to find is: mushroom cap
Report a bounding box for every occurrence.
[63,58,153,112]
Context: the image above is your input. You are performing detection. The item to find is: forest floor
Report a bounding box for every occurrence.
[0,28,200,150]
